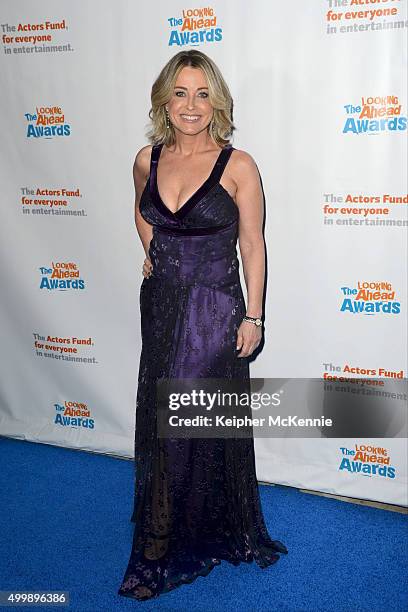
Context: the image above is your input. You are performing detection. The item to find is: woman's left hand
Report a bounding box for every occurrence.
[236,320,263,357]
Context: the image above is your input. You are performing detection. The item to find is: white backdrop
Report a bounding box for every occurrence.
[0,1,407,506]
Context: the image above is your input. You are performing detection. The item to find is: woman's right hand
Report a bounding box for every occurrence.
[142,257,153,278]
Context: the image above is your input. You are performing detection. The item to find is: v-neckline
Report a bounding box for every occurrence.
[152,143,229,219]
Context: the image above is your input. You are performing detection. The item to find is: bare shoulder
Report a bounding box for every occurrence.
[228,147,260,185]
[230,147,257,166]
[133,144,153,182]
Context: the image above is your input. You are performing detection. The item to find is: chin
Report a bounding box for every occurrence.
[175,124,204,135]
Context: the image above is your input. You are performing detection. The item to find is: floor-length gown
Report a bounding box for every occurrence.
[117,143,288,601]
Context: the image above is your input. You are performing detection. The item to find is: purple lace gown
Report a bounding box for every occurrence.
[117,143,288,601]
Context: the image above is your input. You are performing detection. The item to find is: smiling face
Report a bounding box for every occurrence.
[166,66,214,138]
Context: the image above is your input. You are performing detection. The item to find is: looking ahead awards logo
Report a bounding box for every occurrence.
[39,261,85,291]
[339,443,396,479]
[25,106,71,138]
[340,281,401,315]
[343,95,407,135]
[167,6,222,46]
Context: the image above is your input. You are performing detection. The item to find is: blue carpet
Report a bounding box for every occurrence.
[0,436,406,612]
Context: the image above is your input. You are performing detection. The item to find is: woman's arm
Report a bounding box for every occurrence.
[233,150,265,319]
[133,145,154,257]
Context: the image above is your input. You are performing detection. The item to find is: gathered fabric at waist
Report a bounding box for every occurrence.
[148,224,240,288]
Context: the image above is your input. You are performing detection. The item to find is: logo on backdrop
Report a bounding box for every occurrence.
[322,192,408,227]
[338,443,396,479]
[322,363,405,380]
[25,106,71,138]
[39,262,85,290]
[320,364,407,441]
[167,7,222,46]
[21,187,83,214]
[1,19,72,56]
[55,400,95,429]
[339,281,400,314]
[325,1,406,36]
[343,95,407,135]
[33,333,96,362]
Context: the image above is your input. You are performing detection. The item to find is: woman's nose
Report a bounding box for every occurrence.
[186,96,196,110]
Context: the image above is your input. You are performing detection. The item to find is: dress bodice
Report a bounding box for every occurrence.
[139,143,239,235]
[140,143,241,289]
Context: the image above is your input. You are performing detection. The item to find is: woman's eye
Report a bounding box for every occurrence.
[174,91,208,98]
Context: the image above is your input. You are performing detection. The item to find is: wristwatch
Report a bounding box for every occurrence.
[243,315,263,327]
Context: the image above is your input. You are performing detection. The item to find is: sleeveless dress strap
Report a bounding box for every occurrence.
[210,145,234,185]
[149,144,162,193]
[150,143,162,165]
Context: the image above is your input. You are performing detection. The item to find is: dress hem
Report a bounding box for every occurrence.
[117,546,287,602]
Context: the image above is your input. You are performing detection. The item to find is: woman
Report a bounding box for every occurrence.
[118,49,288,601]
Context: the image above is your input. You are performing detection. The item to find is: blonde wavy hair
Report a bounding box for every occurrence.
[146,49,235,148]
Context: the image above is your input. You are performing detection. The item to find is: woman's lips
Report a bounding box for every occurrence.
[180,114,201,122]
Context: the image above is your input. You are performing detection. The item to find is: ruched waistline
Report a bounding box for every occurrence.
[154,220,236,236]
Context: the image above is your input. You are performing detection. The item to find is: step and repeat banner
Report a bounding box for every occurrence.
[0,1,407,506]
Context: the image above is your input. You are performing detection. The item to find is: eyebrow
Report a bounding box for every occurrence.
[174,86,208,90]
